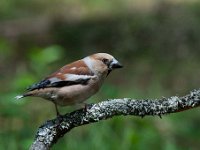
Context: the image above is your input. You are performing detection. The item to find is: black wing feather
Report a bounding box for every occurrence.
[27,80,51,91]
[27,78,90,91]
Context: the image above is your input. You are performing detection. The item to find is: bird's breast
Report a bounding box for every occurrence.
[55,76,104,106]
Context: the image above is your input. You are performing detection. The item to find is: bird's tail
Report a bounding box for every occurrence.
[15,93,32,100]
[15,95,25,100]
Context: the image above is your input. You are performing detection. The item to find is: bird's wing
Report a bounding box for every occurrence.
[27,60,94,91]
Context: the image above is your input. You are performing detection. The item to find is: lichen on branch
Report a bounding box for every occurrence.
[30,89,200,150]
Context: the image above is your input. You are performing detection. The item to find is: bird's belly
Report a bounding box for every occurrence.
[55,80,101,106]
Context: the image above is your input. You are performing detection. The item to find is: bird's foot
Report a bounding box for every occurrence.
[55,114,63,125]
[83,103,94,115]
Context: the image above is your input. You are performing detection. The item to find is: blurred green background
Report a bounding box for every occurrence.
[1,0,200,149]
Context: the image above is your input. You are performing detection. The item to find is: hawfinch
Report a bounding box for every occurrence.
[15,53,123,115]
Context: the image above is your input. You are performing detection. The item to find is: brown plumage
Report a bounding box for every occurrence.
[15,53,123,115]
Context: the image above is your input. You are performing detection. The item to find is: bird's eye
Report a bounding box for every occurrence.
[102,58,109,65]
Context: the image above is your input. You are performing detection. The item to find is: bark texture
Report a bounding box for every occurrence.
[30,89,200,150]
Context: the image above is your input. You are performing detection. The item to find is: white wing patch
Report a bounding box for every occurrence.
[49,74,94,84]
[65,74,93,81]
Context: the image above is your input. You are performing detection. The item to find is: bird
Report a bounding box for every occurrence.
[15,53,123,116]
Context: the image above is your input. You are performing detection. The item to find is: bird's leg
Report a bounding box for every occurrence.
[53,103,63,124]
[54,103,60,116]
[84,103,88,112]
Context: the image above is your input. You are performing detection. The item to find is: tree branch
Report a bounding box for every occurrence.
[29,89,200,150]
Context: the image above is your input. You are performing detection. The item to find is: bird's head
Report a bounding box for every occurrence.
[84,53,123,76]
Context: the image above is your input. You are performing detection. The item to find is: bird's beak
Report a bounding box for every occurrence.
[110,58,123,69]
[107,58,123,76]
